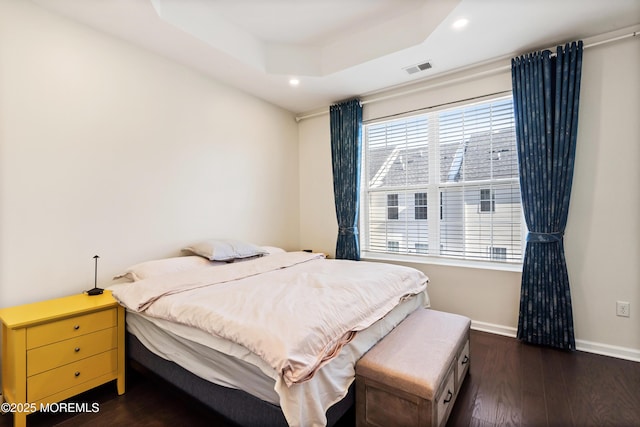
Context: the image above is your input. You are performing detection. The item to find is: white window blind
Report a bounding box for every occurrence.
[362,96,523,265]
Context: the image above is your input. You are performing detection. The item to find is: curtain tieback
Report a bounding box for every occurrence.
[527,231,563,243]
[338,226,358,236]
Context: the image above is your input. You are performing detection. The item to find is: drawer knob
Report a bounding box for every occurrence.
[74,347,80,352]
[443,389,453,404]
[74,371,81,377]
[74,325,80,330]
[461,355,469,365]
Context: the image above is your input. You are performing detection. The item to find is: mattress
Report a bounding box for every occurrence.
[125,291,428,424]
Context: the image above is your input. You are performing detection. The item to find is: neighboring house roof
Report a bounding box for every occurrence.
[367,128,518,188]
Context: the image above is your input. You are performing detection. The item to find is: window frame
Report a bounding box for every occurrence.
[360,94,525,272]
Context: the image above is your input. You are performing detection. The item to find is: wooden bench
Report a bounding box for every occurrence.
[355,308,470,427]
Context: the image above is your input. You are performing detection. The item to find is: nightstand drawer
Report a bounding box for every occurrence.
[27,327,117,376]
[26,309,117,349]
[27,349,117,402]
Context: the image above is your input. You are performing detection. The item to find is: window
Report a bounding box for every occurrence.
[415,192,428,220]
[362,96,523,265]
[479,188,495,213]
[415,243,428,254]
[489,246,507,261]
[387,194,399,220]
[387,241,400,252]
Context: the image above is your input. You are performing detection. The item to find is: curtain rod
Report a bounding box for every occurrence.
[295,30,638,122]
[364,89,513,124]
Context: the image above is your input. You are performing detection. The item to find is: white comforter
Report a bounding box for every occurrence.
[112,251,428,425]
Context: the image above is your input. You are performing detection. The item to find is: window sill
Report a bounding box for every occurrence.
[361,251,523,273]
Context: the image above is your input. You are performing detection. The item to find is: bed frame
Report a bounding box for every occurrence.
[127,333,354,426]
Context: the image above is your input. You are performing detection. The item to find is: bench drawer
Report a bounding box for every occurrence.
[435,364,456,427]
[456,339,470,390]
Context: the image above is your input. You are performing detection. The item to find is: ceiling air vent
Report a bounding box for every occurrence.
[404,61,432,75]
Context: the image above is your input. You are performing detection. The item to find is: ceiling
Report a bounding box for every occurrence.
[31,0,640,114]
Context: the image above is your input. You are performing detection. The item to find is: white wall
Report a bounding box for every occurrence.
[299,34,640,357]
[566,35,640,355]
[0,0,300,307]
[298,116,338,254]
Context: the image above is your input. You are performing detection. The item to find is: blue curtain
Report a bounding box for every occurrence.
[511,41,583,350]
[330,99,362,260]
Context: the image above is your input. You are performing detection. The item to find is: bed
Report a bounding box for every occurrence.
[110,244,429,427]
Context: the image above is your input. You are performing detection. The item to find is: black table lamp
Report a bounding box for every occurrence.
[87,255,104,296]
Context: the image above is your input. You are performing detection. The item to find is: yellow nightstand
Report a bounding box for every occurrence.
[0,291,125,427]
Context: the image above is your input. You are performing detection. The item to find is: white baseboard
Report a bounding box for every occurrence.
[470,320,640,363]
[575,339,640,363]
[471,320,517,337]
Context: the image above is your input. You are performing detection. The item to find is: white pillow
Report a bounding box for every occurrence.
[183,239,268,262]
[114,256,216,282]
[261,246,286,255]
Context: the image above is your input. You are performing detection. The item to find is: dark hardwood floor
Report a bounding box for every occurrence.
[448,331,640,427]
[2,330,639,427]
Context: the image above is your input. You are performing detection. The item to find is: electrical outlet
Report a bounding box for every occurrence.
[616,301,630,317]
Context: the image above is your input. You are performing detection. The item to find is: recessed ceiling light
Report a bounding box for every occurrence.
[452,18,469,30]
[289,78,300,87]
